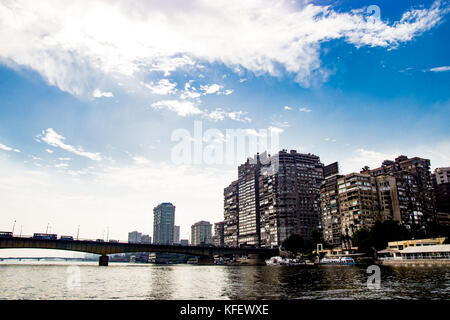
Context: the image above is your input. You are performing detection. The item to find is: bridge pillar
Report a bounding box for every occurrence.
[99,255,109,266]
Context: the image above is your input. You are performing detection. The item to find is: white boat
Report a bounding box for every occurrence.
[319,256,356,265]
[265,256,306,266]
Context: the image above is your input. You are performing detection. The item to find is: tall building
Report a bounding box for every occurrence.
[224,180,239,247]
[128,231,142,243]
[213,221,225,246]
[259,150,324,247]
[337,173,379,240]
[141,234,152,244]
[237,155,262,246]
[434,167,450,184]
[224,150,324,248]
[153,202,175,244]
[173,225,180,244]
[191,221,213,245]
[433,167,450,227]
[320,162,343,247]
[363,155,435,234]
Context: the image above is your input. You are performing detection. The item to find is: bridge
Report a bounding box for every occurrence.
[0,237,279,266]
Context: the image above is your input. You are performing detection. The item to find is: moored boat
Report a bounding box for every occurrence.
[319,256,356,265]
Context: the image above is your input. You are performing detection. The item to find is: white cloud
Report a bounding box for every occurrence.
[0,0,447,96]
[142,79,177,95]
[150,99,203,117]
[37,128,102,161]
[284,106,293,110]
[324,137,336,142]
[179,81,201,100]
[0,143,20,153]
[428,66,450,72]
[92,88,114,98]
[45,148,54,154]
[227,111,252,123]
[299,107,312,112]
[200,84,223,95]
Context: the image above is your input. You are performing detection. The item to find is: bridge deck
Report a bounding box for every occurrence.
[0,237,279,257]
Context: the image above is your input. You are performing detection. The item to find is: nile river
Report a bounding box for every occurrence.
[0,261,448,299]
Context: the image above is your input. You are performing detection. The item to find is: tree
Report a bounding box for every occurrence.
[351,220,411,254]
[281,234,305,254]
[309,228,323,249]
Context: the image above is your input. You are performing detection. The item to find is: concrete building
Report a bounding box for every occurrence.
[432,167,450,227]
[434,167,450,184]
[128,231,142,243]
[173,225,180,244]
[259,150,324,247]
[363,155,435,234]
[213,221,225,246]
[320,162,343,247]
[141,234,151,244]
[224,180,239,247]
[180,239,189,246]
[153,202,175,244]
[237,155,262,246]
[224,150,324,248]
[337,173,379,240]
[191,221,213,245]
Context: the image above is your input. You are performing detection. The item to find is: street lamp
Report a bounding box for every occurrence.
[12,220,16,235]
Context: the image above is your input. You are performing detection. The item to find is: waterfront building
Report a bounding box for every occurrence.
[180,239,189,246]
[153,202,175,244]
[434,167,450,184]
[213,221,225,246]
[363,156,435,234]
[224,180,239,247]
[387,237,447,250]
[128,231,142,243]
[432,167,450,227]
[173,225,180,244]
[191,221,213,245]
[237,155,262,246]
[141,234,151,244]
[320,162,343,247]
[337,173,379,241]
[224,150,324,248]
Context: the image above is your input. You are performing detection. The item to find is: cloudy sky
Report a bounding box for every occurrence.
[0,0,449,249]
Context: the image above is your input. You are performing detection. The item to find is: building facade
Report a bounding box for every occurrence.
[433,167,450,227]
[173,225,180,244]
[191,221,213,245]
[224,150,324,248]
[213,221,225,246]
[337,173,379,241]
[364,155,435,234]
[153,202,175,244]
[320,162,343,247]
[224,180,239,247]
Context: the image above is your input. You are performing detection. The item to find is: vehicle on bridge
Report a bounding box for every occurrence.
[60,236,74,241]
[96,239,105,242]
[0,231,13,238]
[33,233,57,240]
[108,240,119,243]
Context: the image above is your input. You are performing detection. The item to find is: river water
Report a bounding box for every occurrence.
[0,261,448,300]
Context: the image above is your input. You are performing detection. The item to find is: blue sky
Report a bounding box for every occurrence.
[0,0,449,251]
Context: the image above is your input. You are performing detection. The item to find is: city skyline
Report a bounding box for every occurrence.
[1,0,450,246]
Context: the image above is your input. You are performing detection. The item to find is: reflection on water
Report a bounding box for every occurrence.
[0,261,448,300]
